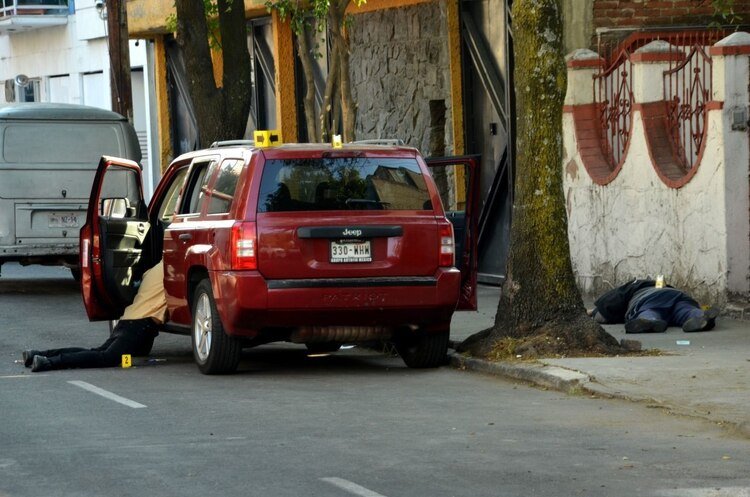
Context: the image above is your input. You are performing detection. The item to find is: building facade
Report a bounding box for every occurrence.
[561,0,750,305]
[126,0,515,284]
[0,0,161,197]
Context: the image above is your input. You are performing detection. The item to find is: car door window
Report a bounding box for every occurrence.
[180,160,216,215]
[157,167,188,223]
[98,166,141,219]
[206,159,243,214]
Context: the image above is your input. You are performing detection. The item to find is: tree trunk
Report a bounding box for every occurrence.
[460,0,622,358]
[297,23,320,142]
[329,0,356,142]
[174,0,251,148]
[217,0,252,141]
[320,33,341,143]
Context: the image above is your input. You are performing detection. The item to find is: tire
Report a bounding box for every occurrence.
[191,279,241,374]
[395,329,449,368]
[70,267,81,282]
[305,343,342,354]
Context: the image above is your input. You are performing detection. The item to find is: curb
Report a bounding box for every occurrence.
[448,352,589,392]
[447,351,750,439]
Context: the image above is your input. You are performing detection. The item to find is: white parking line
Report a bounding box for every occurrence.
[657,488,750,497]
[321,477,388,497]
[67,380,146,409]
[0,375,32,379]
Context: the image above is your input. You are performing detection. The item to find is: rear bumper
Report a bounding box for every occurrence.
[212,269,461,337]
[0,243,79,264]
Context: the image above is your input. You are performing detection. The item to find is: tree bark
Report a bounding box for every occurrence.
[174,0,251,148]
[319,33,341,143]
[330,0,356,141]
[297,24,320,142]
[460,0,621,358]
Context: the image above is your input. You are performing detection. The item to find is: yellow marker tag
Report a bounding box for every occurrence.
[121,354,132,368]
[332,134,343,149]
[253,129,282,147]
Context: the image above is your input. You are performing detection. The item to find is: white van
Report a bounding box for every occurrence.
[0,103,141,278]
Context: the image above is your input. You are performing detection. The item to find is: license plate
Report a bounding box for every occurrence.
[49,213,79,228]
[330,240,372,263]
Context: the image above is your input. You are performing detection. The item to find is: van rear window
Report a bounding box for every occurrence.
[3,123,122,164]
[258,157,432,212]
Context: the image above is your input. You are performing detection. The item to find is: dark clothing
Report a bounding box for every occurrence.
[592,280,715,333]
[37,319,158,370]
[593,279,658,323]
[626,287,702,327]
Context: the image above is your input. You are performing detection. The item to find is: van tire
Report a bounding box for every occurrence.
[191,280,241,374]
[395,329,449,368]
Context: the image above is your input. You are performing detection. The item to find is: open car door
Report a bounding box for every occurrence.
[426,155,480,311]
[80,156,150,321]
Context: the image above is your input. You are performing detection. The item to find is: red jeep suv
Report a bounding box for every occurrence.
[80,140,479,374]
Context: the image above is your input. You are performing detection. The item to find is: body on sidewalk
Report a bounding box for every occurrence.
[590,278,718,334]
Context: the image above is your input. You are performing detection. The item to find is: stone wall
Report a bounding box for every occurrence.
[349,2,453,156]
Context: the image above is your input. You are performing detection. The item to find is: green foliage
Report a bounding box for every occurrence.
[264,0,368,51]
[265,0,324,36]
[709,0,742,27]
[167,0,222,50]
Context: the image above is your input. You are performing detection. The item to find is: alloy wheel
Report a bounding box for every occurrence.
[193,293,213,362]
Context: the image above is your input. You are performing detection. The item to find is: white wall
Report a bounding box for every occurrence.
[48,74,71,103]
[82,71,109,109]
[0,12,158,194]
[562,36,750,305]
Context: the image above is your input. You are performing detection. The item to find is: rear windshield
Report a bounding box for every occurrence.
[258,157,432,212]
[2,123,123,164]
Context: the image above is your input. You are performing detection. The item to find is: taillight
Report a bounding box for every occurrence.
[438,223,455,267]
[231,221,257,270]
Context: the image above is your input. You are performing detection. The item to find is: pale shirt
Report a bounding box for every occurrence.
[120,260,168,323]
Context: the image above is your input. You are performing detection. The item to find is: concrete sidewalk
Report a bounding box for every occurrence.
[449,285,750,438]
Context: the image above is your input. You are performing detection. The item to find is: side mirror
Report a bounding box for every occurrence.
[100,197,131,218]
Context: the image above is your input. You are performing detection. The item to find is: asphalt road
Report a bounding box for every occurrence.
[2,263,750,497]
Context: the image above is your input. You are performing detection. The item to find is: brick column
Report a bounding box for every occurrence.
[630,40,683,104]
[630,41,687,187]
[564,49,602,107]
[564,49,614,184]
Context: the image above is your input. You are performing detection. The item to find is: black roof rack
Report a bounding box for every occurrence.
[209,140,255,149]
[349,138,405,146]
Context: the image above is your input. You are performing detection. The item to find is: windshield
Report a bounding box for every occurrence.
[257,157,432,212]
[2,123,123,165]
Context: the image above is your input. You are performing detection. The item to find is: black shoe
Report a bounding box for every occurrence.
[703,306,719,331]
[625,318,668,334]
[682,316,707,332]
[684,307,720,332]
[31,355,53,373]
[22,350,42,368]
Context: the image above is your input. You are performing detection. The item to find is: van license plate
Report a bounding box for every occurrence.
[49,213,79,228]
[330,240,372,263]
